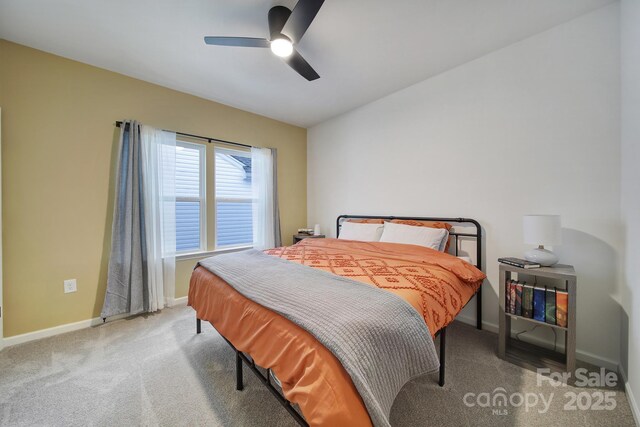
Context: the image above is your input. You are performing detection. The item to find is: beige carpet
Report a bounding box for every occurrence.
[0,305,636,426]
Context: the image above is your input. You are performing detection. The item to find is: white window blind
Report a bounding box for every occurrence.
[175,141,205,253]
[215,148,253,248]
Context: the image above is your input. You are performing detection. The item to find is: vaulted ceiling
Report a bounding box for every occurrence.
[0,0,615,127]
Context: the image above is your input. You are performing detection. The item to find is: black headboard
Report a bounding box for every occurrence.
[336,214,484,329]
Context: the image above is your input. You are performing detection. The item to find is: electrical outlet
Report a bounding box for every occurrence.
[63,279,77,294]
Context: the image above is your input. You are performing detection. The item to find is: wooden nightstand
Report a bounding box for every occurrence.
[292,234,325,244]
[498,263,577,373]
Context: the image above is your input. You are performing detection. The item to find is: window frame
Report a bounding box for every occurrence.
[214,146,254,250]
[175,140,207,255]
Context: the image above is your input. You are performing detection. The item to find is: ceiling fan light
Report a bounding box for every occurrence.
[270,38,293,57]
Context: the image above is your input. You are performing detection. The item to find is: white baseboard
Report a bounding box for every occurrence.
[3,317,102,348]
[1,298,189,349]
[626,382,640,427]
[620,366,640,426]
[455,315,620,372]
[456,314,499,333]
[167,296,188,307]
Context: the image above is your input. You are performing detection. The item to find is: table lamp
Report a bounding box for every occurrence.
[523,215,561,266]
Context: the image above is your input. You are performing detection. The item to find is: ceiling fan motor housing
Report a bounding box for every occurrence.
[268,6,292,41]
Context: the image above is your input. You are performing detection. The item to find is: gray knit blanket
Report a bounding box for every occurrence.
[198,250,439,427]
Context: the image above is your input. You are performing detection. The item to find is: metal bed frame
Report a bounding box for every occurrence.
[195,215,484,427]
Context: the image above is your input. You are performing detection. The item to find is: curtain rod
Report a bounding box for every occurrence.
[115,121,253,149]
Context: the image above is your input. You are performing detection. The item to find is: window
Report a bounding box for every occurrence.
[175,141,205,253]
[215,147,253,248]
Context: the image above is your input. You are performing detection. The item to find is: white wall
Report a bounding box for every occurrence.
[308,5,622,368]
[620,0,640,422]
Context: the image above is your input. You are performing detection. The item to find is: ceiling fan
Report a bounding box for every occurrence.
[204,0,324,81]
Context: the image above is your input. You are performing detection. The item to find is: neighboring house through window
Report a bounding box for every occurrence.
[175,141,206,253]
[215,147,253,248]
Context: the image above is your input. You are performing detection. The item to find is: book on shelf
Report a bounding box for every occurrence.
[498,257,541,269]
[545,288,556,325]
[533,286,546,322]
[522,284,534,318]
[556,290,568,327]
[509,281,517,314]
[505,279,511,313]
[515,282,523,316]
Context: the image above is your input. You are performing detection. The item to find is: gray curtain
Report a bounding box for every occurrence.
[101,120,148,319]
[271,148,282,247]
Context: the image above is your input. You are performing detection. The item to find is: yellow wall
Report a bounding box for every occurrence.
[0,40,307,337]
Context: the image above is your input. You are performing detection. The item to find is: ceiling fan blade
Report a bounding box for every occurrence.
[204,37,270,48]
[281,0,324,42]
[283,50,320,81]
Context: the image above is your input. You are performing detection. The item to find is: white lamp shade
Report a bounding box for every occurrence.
[523,215,561,246]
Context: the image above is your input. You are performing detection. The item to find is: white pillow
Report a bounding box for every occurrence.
[338,221,384,242]
[438,230,450,252]
[379,221,448,250]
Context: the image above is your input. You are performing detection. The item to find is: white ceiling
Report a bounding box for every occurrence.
[0,0,615,127]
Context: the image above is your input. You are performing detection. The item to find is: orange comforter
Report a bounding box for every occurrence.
[188,238,485,426]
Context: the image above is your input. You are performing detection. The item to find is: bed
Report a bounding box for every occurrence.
[188,215,485,426]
